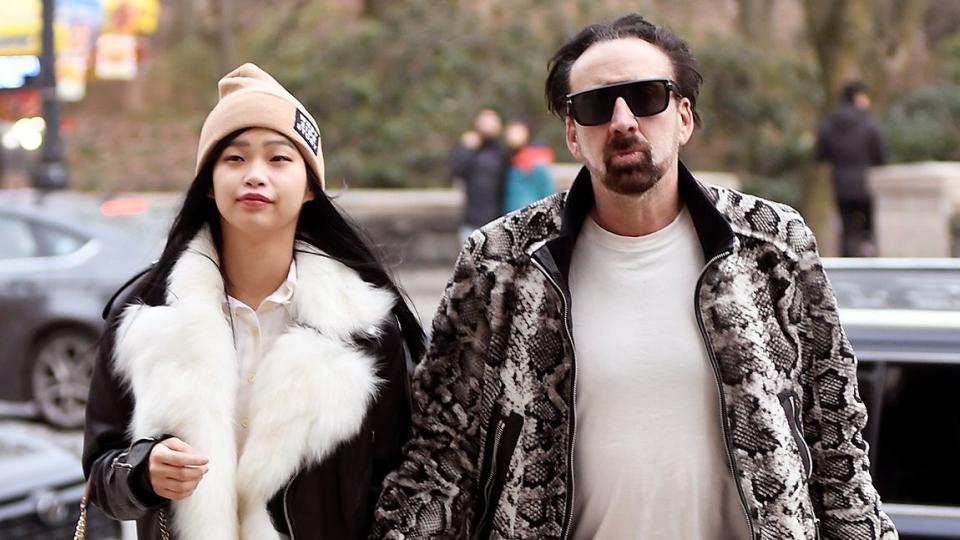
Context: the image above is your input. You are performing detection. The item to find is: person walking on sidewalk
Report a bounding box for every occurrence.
[452,108,510,243]
[83,63,423,540]
[373,14,896,540]
[815,80,888,257]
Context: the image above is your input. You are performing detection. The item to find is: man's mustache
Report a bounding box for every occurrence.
[605,135,651,158]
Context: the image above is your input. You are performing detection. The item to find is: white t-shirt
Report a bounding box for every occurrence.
[223,261,297,451]
[568,209,748,540]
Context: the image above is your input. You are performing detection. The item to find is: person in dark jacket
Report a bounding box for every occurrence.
[815,80,888,256]
[82,63,424,540]
[451,108,510,242]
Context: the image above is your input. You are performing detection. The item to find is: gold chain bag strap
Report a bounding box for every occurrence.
[159,507,172,540]
[73,481,92,540]
[73,479,172,540]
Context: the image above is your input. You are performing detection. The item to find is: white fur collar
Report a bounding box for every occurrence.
[112,228,395,539]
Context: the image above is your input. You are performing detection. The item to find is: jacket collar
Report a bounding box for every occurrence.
[542,160,736,279]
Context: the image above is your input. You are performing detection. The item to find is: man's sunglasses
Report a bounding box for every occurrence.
[566,79,682,126]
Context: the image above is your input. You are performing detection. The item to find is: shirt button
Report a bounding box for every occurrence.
[247,373,256,383]
[240,420,249,429]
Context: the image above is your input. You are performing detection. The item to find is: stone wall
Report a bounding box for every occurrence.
[868,162,960,257]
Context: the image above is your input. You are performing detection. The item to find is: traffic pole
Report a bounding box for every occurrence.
[33,0,68,190]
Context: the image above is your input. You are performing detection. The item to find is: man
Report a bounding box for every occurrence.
[815,80,888,257]
[452,108,510,242]
[374,14,897,540]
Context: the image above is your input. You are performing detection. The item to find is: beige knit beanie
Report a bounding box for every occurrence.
[196,63,325,189]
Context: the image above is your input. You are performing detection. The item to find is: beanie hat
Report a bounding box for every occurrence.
[196,63,325,189]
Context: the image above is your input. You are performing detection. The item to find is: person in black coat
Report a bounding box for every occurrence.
[451,108,510,242]
[815,80,888,256]
[82,63,424,540]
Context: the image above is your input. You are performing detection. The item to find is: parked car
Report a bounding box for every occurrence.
[0,202,155,428]
[0,425,121,538]
[826,257,960,539]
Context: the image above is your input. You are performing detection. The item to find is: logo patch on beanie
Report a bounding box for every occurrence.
[294,110,320,155]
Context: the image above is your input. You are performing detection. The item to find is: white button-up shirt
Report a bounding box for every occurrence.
[223,261,297,451]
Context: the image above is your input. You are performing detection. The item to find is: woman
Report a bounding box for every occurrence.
[501,119,555,214]
[82,63,425,540]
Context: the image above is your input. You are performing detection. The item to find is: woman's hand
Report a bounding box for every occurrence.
[147,437,210,501]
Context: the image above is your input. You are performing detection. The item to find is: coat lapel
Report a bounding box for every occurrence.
[113,229,394,540]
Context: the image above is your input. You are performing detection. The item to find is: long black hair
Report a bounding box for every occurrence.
[122,128,426,361]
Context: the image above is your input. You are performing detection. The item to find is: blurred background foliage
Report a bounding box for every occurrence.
[66,0,960,212]
[884,29,960,164]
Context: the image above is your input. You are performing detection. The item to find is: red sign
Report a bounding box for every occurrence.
[0,89,42,121]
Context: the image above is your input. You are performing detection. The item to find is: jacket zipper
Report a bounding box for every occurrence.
[529,255,578,540]
[473,419,506,540]
[283,478,296,540]
[788,394,814,480]
[694,248,757,540]
[786,394,819,538]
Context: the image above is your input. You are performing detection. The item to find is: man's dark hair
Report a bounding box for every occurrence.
[545,13,703,127]
[842,80,868,104]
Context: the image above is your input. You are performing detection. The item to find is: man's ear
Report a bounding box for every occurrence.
[677,97,695,147]
[565,117,583,160]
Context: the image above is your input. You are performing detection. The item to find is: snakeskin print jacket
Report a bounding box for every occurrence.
[372,163,897,540]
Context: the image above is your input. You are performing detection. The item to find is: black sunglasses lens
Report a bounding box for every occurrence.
[571,89,614,126]
[623,81,669,116]
[571,81,670,126]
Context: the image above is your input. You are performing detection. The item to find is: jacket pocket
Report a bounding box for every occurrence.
[778,390,813,480]
[473,404,524,540]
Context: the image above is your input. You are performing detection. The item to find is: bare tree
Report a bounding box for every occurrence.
[215,0,238,71]
[737,0,776,45]
[361,0,391,18]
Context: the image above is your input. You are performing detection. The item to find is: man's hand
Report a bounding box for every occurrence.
[147,438,210,501]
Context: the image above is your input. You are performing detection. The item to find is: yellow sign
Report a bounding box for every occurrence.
[0,1,99,57]
[0,0,157,57]
[0,2,43,56]
[102,0,159,34]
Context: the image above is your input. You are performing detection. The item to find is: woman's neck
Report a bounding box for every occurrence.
[220,226,296,309]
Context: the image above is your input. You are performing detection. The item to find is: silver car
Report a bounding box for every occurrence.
[0,425,121,538]
[0,201,155,428]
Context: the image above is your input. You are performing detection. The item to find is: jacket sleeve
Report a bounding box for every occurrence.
[82,314,169,521]
[366,317,413,500]
[450,143,476,180]
[794,227,898,540]
[869,121,888,166]
[371,238,490,539]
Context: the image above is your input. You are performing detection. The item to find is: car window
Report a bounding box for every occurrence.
[31,223,87,257]
[0,216,38,259]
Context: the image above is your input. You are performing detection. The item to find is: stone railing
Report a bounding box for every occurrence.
[869,162,960,257]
